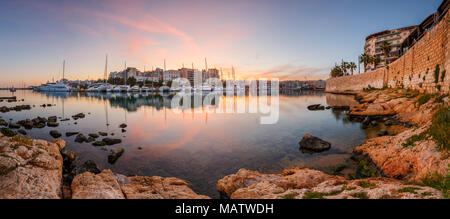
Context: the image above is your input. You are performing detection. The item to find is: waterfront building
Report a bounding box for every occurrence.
[163,70,181,82]
[364,26,417,71]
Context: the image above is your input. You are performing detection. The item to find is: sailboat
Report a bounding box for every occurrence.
[44,60,71,92]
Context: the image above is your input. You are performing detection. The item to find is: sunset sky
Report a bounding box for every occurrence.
[0,0,443,87]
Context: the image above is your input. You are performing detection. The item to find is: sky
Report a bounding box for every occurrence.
[0,0,443,87]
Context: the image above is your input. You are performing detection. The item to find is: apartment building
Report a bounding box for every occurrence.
[364,26,417,71]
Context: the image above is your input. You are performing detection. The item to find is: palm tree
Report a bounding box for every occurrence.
[380,41,392,66]
[341,61,349,75]
[349,62,357,75]
[359,54,370,72]
[371,55,381,70]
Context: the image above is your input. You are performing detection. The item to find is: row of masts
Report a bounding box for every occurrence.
[53,56,238,84]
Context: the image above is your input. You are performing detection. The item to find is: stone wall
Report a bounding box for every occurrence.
[327,10,450,94]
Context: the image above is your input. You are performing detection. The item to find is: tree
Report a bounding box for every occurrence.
[127,77,137,86]
[359,54,370,72]
[340,61,349,75]
[349,62,357,75]
[371,55,381,70]
[380,41,392,66]
[330,65,343,77]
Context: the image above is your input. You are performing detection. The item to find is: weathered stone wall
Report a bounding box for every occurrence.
[327,10,449,94]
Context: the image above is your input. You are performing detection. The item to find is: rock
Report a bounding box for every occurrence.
[60,118,70,122]
[0,106,9,113]
[121,129,126,133]
[108,148,124,164]
[34,123,46,129]
[72,113,85,120]
[86,137,95,143]
[102,138,122,146]
[88,133,99,139]
[68,151,75,160]
[48,116,57,123]
[76,160,101,175]
[216,167,443,199]
[49,130,62,138]
[378,129,388,136]
[354,123,450,181]
[92,141,106,147]
[8,123,21,129]
[0,137,65,199]
[22,120,33,129]
[0,119,8,126]
[71,170,125,199]
[122,176,210,199]
[98,132,108,136]
[47,122,59,127]
[138,147,142,150]
[299,133,331,153]
[307,104,325,111]
[0,128,16,137]
[71,169,209,199]
[66,132,79,137]
[331,106,350,111]
[17,129,27,135]
[74,134,87,143]
[119,123,127,129]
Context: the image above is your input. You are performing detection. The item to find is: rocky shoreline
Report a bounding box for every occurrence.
[217,89,448,199]
[0,134,208,199]
[0,88,448,199]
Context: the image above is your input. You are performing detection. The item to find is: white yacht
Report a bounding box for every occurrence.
[112,85,121,92]
[119,85,130,92]
[39,82,70,92]
[130,85,140,92]
[140,86,150,93]
[86,85,99,92]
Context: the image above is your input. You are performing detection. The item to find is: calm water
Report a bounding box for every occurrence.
[0,90,373,197]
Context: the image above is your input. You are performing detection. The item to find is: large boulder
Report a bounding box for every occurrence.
[71,169,209,199]
[299,133,331,153]
[0,137,66,199]
[71,170,125,199]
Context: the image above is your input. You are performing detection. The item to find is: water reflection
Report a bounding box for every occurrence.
[0,90,370,197]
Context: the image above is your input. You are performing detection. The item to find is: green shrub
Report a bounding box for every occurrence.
[402,131,429,148]
[429,106,449,152]
[398,187,422,194]
[420,171,449,199]
[283,193,299,199]
[434,65,440,83]
[417,93,434,107]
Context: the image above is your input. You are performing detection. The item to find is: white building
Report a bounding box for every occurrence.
[163,70,181,82]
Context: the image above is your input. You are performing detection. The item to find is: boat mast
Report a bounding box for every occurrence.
[104,55,108,83]
[62,60,65,83]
